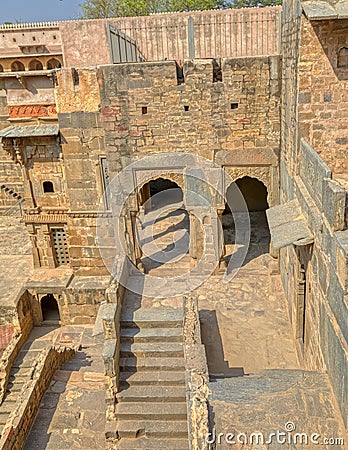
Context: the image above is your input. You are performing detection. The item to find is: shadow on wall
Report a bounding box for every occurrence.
[312,21,348,81]
[199,309,244,378]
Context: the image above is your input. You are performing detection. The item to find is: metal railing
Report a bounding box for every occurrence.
[114,8,281,63]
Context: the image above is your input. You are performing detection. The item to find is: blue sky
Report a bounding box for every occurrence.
[1,0,82,23]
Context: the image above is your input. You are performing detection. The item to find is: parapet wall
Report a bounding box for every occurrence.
[59,7,281,67]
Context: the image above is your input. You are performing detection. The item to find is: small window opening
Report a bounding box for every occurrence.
[213,60,222,82]
[53,35,57,40]
[142,106,148,115]
[231,102,239,110]
[12,38,16,43]
[338,47,348,68]
[184,105,189,111]
[43,181,54,193]
[32,36,36,41]
[72,68,79,86]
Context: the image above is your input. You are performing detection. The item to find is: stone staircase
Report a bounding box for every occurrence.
[115,302,189,449]
[0,327,56,436]
[113,200,195,448]
[139,204,194,277]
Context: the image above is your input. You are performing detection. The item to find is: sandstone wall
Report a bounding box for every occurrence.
[0,91,24,213]
[298,17,348,175]
[55,57,280,272]
[280,0,302,201]
[0,23,61,60]
[60,7,281,67]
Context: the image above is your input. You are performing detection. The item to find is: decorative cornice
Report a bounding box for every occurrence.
[67,210,112,218]
[24,213,67,223]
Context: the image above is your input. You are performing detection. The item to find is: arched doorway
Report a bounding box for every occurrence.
[223,176,270,265]
[139,178,183,212]
[41,294,60,323]
[137,178,191,275]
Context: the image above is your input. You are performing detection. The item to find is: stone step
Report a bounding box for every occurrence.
[116,402,187,421]
[9,367,32,379]
[142,256,191,267]
[120,327,183,343]
[6,381,24,392]
[120,371,186,387]
[116,420,188,439]
[0,401,17,414]
[12,351,40,369]
[120,308,183,329]
[145,269,191,277]
[120,357,185,372]
[116,437,189,449]
[0,413,8,425]
[117,386,186,403]
[120,342,183,358]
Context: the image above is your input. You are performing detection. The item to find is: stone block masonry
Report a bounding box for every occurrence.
[298,16,348,175]
[55,56,280,273]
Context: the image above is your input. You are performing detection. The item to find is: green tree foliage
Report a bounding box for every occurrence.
[80,0,282,19]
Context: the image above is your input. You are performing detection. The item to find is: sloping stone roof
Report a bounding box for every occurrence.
[266,200,314,250]
[302,0,348,20]
[0,124,59,138]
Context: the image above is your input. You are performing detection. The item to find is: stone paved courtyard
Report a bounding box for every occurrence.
[209,370,346,450]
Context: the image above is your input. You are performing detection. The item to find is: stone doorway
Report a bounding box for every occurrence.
[139,177,183,212]
[136,178,192,275]
[223,176,270,266]
[41,294,60,324]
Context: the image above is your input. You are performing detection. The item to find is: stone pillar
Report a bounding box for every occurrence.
[189,212,198,259]
[142,183,151,213]
[27,224,41,268]
[217,209,227,272]
[43,224,56,268]
[130,210,143,269]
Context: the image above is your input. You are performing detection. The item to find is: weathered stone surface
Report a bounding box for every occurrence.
[299,139,332,208]
[302,0,348,19]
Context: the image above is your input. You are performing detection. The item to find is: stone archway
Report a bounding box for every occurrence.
[135,177,192,275]
[223,176,270,266]
[40,294,60,323]
[139,177,184,212]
